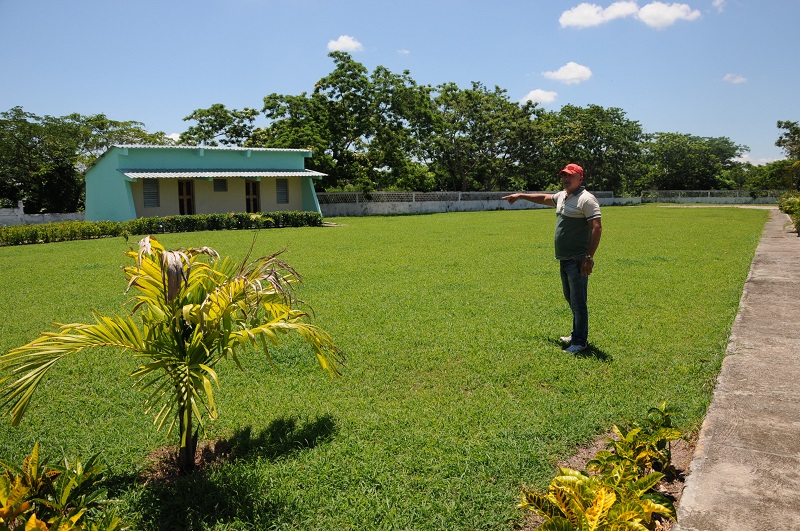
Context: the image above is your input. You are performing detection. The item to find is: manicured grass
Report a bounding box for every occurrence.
[0,205,768,530]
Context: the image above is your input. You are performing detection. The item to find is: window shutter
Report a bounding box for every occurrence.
[143,180,159,207]
[276,179,289,204]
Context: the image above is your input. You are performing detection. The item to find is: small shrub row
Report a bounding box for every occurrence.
[778,190,800,233]
[520,403,683,530]
[0,211,324,246]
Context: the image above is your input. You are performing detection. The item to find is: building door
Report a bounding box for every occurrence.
[178,180,195,215]
[246,180,260,213]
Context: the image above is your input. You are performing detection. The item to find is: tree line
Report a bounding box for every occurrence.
[2,52,797,213]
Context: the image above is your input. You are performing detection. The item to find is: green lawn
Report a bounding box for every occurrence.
[0,205,768,530]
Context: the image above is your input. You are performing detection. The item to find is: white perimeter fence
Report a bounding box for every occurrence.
[317,190,781,217]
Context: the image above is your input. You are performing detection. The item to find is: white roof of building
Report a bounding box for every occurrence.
[114,144,313,153]
[120,169,326,179]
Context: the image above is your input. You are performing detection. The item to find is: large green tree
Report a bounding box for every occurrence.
[745,159,796,190]
[642,133,747,191]
[263,52,438,192]
[0,107,83,212]
[0,107,171,212]
[776,120,800,160]
[183,53,437,192]
[776,120,800,189]
[428,82,544,192]
[366,65,437,191]
[179,104,260,147]
[539,104,645,195]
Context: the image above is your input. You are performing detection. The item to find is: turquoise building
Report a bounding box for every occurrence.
[85,145,325,222]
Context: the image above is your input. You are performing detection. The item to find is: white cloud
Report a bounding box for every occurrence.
[521,89,558,104]
[637,2,701,29]
[735,154,779,166]
[560,2,701,29]
[397,49,411,56]
[543,62,593,85]
[168,133,180,141]
[722,73,747,84]
[560,1,639,28]
[327,35,363,52]
[712,0,725,12]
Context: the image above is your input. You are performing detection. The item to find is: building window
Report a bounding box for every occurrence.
[246,180,260,213]
[143,180,159,207]
[276,178,289,204]
[178,180,195,215]
[213,179,228,192]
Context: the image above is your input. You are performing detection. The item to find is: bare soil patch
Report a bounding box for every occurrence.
[137,440,232,484]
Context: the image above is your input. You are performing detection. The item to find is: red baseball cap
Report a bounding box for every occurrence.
[559,163,584,178]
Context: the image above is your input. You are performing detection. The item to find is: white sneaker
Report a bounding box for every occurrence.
[563,343,589,354]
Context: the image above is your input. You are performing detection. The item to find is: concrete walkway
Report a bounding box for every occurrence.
[676,208,800,530]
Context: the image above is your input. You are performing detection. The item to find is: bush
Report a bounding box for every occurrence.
[0,442,126,530]
[778,190,800,233]
[0,211,324,246]
[0,220,124,246]
[520,403,682,530]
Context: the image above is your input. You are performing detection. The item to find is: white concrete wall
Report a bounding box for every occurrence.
[0,202,84,226]
[319,196,640,217]
[643,196,778,205]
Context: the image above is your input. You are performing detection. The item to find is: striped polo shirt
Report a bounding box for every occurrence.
[551,187,601,260]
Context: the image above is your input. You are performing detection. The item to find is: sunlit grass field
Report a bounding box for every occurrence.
[0,205,768,530]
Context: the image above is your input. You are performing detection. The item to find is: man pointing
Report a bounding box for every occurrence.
[503,163,602,354]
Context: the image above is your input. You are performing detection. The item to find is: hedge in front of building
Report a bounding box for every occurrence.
[0,211,323,246]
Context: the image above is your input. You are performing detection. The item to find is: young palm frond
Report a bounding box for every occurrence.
[0,236,343,473]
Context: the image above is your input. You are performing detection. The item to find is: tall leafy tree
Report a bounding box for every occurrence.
[776,120,800,188]
[429,82,543,192]
[180,103,261,147]
[745,159,796,190]
[0,107,83,212]
[290,51,374,191]
[366,65,436,191]
[65,112,174,171]
[776,120,800,160]
[237,53,437,191]
[0,107,171,212]
[540,105,645,195]
[643,133,746,190]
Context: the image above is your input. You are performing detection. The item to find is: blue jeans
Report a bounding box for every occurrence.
[560,259,589,347]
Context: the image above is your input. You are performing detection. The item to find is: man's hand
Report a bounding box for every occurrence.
[502,194,519,205]
[581,256,594,276]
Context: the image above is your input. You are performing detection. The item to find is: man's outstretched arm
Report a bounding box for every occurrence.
[503,193,555,207]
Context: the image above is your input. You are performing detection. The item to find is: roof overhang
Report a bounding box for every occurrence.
[120,169,327,180]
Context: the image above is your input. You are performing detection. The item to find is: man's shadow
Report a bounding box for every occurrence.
[546,337,613,361]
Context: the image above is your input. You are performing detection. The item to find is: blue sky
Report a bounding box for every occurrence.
[1,0,796,164]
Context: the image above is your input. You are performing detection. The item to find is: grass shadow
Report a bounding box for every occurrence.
[225,413,338,461]
[115,414,337,530]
